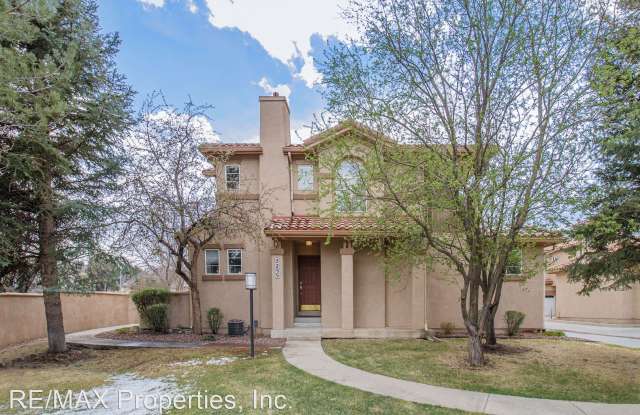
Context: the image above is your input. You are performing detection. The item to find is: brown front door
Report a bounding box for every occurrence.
[298,255,321,312]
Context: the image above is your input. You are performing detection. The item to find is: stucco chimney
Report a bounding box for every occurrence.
[259,94,290,147]
[259,95,292,216]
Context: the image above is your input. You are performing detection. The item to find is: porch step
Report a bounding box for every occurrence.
[294,317,321,328]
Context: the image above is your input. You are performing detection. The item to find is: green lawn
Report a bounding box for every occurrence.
[323,338,640,404]
[0,341,465,414]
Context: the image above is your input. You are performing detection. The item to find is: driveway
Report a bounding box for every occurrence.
[545,320,640,348]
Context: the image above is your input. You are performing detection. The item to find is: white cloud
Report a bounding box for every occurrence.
[256,77,291,98]
[148,110,220,143]
[137,0,165,8]
[291,123,313,143]
[205,0,355,88]
[137,0,196,12]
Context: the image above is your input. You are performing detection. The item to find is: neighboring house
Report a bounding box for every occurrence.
[192,93,559,338]
[545,243,640,324]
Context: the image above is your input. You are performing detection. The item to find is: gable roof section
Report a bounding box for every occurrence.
[302,120,394,150]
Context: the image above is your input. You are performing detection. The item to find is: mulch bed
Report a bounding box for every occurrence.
[0,344,95,369]
[96,329,286,348]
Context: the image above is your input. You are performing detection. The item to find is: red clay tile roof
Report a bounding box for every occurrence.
[282,144,307,156]
[199,142,262,156]
[265,216,564,243]
[546,263,569,274]
[264,216,378,236]
[544,240,580,254]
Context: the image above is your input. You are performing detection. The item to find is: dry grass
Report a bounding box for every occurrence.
[0,340,465,414]
[323,338,640,403]
[0,339,49,365]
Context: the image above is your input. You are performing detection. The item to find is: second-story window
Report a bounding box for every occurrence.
[336,159,366,212]
[506,249,523,275]
[225,165,240,190]
[297,164,314,191]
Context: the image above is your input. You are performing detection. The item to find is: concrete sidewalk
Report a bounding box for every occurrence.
[283,340,640,415]
[66,325,207,349]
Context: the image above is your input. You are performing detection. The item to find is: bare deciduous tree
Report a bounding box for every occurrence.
[120,94,264,334]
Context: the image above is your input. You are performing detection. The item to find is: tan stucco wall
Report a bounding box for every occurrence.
[354,250,386,328]
[193,236,265,333]
[546,245,640,323]
[168,292,191,328]
[215,156,260,195]
[554,274,640,322]
[0,292,139,348]
[386,271,414,329]
[292,199,317,215]
[427,248,545,331]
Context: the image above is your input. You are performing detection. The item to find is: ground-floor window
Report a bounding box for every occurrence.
[227,249,242,274]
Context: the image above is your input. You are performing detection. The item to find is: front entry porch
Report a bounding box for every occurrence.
[267,234,429,340]
[264,216,430,339]
[270,236,358,338]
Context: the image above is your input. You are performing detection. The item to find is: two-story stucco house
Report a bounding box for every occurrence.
[193,93,558,339]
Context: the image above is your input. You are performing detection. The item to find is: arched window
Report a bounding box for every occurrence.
[336,159,366,212]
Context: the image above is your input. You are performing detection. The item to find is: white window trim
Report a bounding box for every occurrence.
[506,248,523,275]
[227,248,243,275]
[204,249,221,275]
[225,164,240,191]
[296,163,315,192]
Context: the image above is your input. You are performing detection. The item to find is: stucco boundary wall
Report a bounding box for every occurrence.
[0,291,191,349]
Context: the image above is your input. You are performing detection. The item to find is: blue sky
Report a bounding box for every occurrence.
[97,0,353,142]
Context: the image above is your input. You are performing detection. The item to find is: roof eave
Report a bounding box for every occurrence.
[198,144,263,156]
[521,236,566,247]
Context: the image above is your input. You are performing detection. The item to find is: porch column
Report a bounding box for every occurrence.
[271,239,285,331]
[340,240,354,330]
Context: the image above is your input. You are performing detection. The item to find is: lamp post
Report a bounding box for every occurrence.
[245,272,257,358]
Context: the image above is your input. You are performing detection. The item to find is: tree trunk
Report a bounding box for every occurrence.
[39,172,66,353]
[467,328,484,366]
[485,304,498,346]
[190,284,203,335]
[461,270,485,366]
[484,275,504,346]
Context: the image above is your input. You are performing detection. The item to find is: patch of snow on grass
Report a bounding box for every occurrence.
[206,356,237,366]
[169,359,203,367]
[50,373,179,414]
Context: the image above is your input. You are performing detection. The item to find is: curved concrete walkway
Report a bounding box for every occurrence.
[283,340,639,415]
[66,325,207,349]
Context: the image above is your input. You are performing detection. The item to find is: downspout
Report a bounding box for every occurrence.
[425,266,429,332]
[288,151,294,216]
